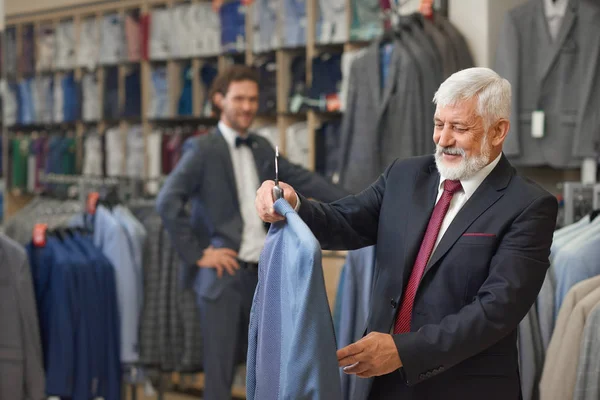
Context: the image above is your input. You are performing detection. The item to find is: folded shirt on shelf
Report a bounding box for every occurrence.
[78,17,100,70]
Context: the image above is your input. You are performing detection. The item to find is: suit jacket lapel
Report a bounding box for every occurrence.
[213,129,240,205]
[539,0,577,83]
[248,134,272,182]
[421,155,514,282]
[402,162,440,287]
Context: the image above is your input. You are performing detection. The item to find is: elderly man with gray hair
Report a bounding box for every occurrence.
[255,67,558,400]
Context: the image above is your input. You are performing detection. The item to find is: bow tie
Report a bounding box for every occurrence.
[235,135,255,148]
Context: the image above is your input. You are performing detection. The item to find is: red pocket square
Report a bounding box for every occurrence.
[463,233,496,237]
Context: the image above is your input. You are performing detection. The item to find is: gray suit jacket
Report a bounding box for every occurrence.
[156,128,347,299]
[432,12,475,72]
[495,0,600,168]
[0,234,45,400]
[339,38,424,194]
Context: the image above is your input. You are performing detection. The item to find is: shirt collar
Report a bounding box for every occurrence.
[218,121,247,149]
[439,153,502,199]
[544,0,569,19]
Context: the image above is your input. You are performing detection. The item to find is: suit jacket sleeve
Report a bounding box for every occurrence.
[295,161,396,250]
[278,154,349,202]
[12,243,45,400]
[156,140,207,265]
[394,193,558,386]
[495,12,521,158]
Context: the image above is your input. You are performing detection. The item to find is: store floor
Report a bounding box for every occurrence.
[126,387,201,399]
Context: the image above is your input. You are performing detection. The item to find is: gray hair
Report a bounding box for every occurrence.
[433,67,511,129]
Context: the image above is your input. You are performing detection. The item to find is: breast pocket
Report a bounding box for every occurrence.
[452,236,498,302]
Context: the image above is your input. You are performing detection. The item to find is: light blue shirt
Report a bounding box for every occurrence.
[552,217,600,317]
[114,205,147,322]
[284,0,306,47]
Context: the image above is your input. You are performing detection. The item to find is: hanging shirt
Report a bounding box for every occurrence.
[218,121,266,263]
[380,43,393,90]
[544,0,569,41]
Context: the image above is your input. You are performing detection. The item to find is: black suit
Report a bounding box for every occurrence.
[156,128,347,399]
[297,154,558,400]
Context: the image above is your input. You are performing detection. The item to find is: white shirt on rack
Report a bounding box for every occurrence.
[219,121,267,263]
[544,0,569,41]
[433,153,502,253]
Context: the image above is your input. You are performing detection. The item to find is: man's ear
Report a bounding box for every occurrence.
[213,92,224,110]
[491,118,510,146]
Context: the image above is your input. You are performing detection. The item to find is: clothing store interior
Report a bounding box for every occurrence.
[1,0,600,399]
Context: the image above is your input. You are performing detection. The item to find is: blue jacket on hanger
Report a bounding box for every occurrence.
[247,199,342,400]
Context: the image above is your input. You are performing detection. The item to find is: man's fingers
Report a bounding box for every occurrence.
[343,362,370,375]
[223,263,237,276]
[338,355,359,368]
[223,253,240,268]
[225,257,240,274]
[220,248,238,257]
[337,342,364,361]
[215,264,224,278]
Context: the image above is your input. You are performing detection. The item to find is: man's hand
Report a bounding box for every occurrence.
[337,332,403,378]
[197,246,240,278]
[255,180,298,223]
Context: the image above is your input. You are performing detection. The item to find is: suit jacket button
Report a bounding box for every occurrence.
[390,298,397,308]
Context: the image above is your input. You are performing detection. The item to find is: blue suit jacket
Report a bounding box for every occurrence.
[247,199,342,399]
[27,237,77,397]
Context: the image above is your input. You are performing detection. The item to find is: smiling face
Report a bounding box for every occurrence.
[433,97,500,180]
[217,79,259,134]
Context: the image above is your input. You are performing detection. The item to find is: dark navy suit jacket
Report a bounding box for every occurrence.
[296,154,558,400]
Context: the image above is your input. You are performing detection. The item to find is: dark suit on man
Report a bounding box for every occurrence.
[156,127,347,399]
[296,154,558,400]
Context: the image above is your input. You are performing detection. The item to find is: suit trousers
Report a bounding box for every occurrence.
[197,267,258,400]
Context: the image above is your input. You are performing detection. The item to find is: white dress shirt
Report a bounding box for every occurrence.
[433,153,502,253]
[544,0,569,41]
[219,121,267,263]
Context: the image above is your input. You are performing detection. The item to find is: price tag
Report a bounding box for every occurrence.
[87,192,100,215]
[290,94,304,113]
[531,110,545,138]
[33,224,48,247]
[326,94,341,112]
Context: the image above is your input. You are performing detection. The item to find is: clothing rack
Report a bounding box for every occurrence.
[560,181,600,225]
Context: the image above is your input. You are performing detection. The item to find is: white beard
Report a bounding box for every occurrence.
[434,142,490,181]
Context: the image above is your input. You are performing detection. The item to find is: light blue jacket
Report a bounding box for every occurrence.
[247,199,342,399]
[336,246,376,400]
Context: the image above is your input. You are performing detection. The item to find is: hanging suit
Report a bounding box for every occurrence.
[495,0,600,167]
[0,234,45,400]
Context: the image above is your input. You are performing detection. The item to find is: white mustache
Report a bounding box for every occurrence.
[436,146,466,157]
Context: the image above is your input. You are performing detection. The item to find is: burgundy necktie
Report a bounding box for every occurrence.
[394,179,463,334]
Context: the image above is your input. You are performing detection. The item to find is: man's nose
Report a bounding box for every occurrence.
[438,127,455,147]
